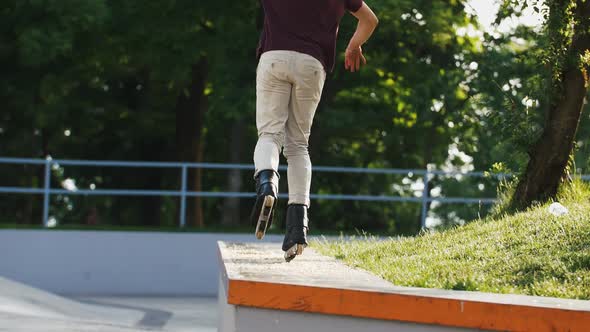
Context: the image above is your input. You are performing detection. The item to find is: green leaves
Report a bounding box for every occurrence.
[11,0,109,66]
[2,0,588,231]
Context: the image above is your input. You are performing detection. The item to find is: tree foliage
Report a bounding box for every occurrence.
[1,0,589,233]
[500,0,590,208]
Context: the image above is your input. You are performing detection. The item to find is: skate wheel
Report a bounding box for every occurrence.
[284,244,306,262]
[255,196,275,240]
[296,243,305,255]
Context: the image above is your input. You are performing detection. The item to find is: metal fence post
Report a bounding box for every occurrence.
[420,169,430,229]
[179,165,188,228]
[42,158,51,227]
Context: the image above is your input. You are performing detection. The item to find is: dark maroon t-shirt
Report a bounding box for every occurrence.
[257,0,364,72]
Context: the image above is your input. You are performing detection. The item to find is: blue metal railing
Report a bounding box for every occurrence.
[3,157,584,229]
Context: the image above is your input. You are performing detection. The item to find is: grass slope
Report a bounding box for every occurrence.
[314,181,590,300]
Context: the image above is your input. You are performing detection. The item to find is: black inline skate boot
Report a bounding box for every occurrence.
[250,169,279,240]
[282,204,309,262]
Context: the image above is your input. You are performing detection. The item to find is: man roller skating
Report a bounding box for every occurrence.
[251,0,378,262]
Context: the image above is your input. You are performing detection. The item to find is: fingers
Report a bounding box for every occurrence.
[345,54,357,72]
[344,49,367,73]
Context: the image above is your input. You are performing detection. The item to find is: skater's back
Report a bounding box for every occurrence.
[258,0,364,72]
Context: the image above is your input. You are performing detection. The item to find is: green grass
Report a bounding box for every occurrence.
[313,180,590,300]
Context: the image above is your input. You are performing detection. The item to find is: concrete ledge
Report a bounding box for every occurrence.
[0,230,283,296]
[218,242,590,332]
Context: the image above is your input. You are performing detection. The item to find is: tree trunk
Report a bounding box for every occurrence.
[141,166,163,227]
[175,57,208,228]
[419,124,436,230]
[21,164,35,225]
[194,136,205,227]
[138,142,164,226]
[22,129,40,225]
[138,72,163,227]
[514,0,590,207]
[221,119,245,226]
[40,128,50,225]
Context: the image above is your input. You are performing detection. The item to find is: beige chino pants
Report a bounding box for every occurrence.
[254,50,326,207]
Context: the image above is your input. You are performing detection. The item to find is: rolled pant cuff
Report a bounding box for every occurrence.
[288,194,310,208]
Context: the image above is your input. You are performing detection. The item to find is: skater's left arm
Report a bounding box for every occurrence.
[345,2,379,72]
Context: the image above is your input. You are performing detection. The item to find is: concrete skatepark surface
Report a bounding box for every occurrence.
[0,277,217,331]
[220,242,396,289]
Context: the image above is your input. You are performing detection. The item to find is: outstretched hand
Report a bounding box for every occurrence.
[345,45,367,72]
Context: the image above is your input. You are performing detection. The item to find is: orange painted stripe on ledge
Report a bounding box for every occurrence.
[227,279,590,332]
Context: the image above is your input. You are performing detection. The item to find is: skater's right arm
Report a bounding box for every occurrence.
[345,2,378,72]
